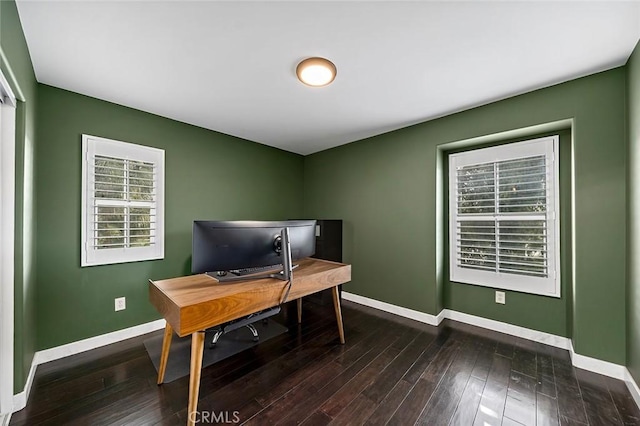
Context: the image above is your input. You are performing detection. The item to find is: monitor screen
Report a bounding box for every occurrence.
[191,220,316,274]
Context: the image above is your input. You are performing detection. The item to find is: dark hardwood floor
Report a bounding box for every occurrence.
[9,299,640,425]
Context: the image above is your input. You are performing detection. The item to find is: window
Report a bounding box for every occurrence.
[448,136,560,297]
[81,135,164,266]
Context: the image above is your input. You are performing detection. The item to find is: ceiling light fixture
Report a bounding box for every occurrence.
[296,57,337,87]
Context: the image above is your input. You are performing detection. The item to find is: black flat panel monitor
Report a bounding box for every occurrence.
[191,220,316,275]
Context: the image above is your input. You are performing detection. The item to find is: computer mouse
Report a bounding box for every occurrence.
[216,271,227,277]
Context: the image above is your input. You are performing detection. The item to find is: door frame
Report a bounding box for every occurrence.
[0,68,17,421]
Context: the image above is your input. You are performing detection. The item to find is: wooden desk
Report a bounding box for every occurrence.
[148,258,351,426]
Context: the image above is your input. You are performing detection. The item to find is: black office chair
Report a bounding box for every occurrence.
[207,306,281,347]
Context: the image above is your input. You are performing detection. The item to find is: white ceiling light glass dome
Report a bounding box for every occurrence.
[296,57,337,87]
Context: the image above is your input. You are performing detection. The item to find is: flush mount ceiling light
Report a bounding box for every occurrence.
[296,57,337,87]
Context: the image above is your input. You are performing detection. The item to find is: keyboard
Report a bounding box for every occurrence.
[229,264,283,276]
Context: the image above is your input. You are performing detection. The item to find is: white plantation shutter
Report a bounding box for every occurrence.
[81,135,164,266]
[449,136,560,297]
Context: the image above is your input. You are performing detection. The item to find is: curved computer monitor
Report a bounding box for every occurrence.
[191,220,316,275]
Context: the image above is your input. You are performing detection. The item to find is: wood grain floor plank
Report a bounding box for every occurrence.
[553,358,588,424]
[9,301,640,426]
[575,369,623,426]
[512,347,538,379]
[361,331,435,403]
[504,371,537,426]
[471,337,498,381]
[559,415,588,426]
[449,375,486,426]
[537,352,555,378]
[496,341,515,359]
[327,394,377,425]
[415,337,481,425]
[300,411,332,426]
[603,375,640,425]
[473,353,512,426]
[556,385,589,425]
[363,379,413,426]
[245,325,408,425]
[252,326,371,408]
[401,326,453,385]
[386,328,462,425]
[536,392,560,426]
[275,353,401,424]
[318,341,404,418]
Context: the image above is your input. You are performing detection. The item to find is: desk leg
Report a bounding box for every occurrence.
[187,331,205,426]
[157,322,173,385]
[297,298,302,324]
[332,286,345,344]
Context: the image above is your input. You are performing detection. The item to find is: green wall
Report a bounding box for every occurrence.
[35,85,304,350]
[304,69,627,364]
[627,41,640,384]
[1,0,38,393]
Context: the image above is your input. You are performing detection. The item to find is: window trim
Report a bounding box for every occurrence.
[81,134,165,267]
[448,135,561,298]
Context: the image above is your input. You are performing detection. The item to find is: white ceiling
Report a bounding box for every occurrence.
[15,1,640,155]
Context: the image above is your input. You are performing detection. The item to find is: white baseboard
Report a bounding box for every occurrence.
[342,292,442,326]
[626,369,640,409]
[442,309,571,350]
[33,319,166,365]
[0,412,10,426]
[12,319,165,412]
[342,292,634,385]
[568,341,627,381]
[12,355,37,412]
[343,292,570,350]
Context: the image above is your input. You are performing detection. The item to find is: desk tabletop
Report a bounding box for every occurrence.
[149,257,351,337]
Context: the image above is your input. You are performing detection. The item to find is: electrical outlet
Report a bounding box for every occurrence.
[115,297,126,311]
[495,291,505,305]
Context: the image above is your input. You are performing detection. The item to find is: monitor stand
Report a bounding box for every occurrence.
[206,227,296,283]
[207,268,288,283]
